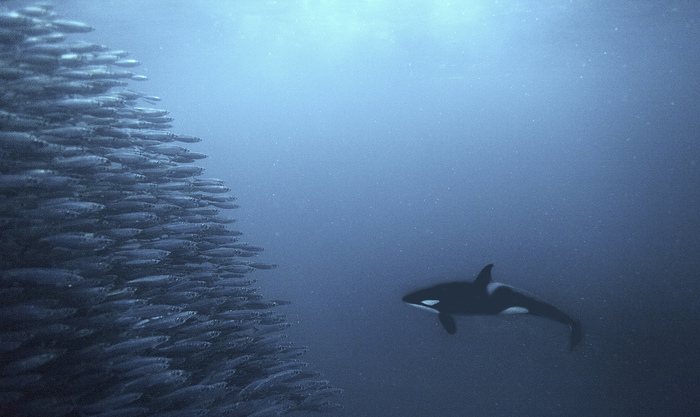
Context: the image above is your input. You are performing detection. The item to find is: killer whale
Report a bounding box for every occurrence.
[402,264,582,350]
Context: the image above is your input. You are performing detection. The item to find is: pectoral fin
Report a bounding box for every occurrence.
[438,312,456,334]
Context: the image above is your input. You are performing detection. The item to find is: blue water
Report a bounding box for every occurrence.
[13,1,700,415]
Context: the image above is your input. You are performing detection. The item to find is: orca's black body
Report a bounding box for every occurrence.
[402,264,582,350]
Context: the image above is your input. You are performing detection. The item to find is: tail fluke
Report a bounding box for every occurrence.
[569,320,582,351]
[493,286,583,351]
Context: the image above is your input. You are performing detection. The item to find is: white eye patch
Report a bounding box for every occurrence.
[421,300,439,306]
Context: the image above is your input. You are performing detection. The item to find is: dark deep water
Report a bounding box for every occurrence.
[4,0,700,416]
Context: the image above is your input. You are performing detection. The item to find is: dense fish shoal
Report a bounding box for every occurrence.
[0,3,340,416]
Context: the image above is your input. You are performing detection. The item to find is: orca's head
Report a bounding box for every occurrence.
[402,288,441,313]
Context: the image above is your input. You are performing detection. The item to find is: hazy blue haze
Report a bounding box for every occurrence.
[11,1,699,415]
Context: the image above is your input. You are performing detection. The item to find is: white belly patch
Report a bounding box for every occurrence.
[499,306,529,314]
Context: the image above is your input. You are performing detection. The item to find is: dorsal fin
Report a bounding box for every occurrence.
[473,264,494,288]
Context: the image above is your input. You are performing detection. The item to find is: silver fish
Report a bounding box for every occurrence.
[0,4,339,416]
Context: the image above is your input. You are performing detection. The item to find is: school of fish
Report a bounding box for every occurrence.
[0,4,341,416]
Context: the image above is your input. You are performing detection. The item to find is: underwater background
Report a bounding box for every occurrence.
[3,1,699,416]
